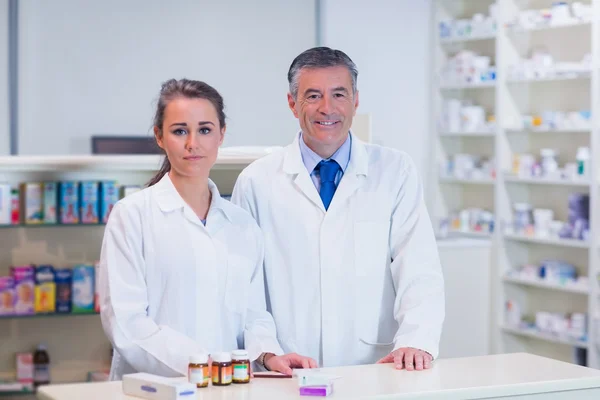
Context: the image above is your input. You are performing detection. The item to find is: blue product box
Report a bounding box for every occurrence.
[80,181,99,224]
[99,181,119,224]
[72,265,95,313]
[55,268,72,314]
[59,182,79,224]
[43,182,58,224]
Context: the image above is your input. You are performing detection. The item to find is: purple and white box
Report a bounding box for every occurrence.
[0,276,15,315]
[10,266,35,315]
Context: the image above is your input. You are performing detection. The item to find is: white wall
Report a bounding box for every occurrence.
[321,0,432,184]
[0,0,8,155]
[17,0,316,154]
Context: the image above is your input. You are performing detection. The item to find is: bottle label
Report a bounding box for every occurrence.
[233,365,248,380]
[34,365,50,383]
[222,365,232,384]
[189,367,204,384]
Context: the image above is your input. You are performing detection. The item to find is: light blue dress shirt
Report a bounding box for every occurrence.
[298,132,352,192]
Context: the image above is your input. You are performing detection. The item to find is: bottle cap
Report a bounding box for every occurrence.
[189,353,208,364]
[37,343,47,351]
[231,350,249,360]
[211,352,232,363]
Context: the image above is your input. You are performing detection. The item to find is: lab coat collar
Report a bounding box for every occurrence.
[283,130,368,177]
[153,172,233,222]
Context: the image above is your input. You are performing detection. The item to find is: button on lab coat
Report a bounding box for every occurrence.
[99,173,283,380]
[232,133,445,367]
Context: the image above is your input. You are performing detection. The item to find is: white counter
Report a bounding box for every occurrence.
[37,353,600,400]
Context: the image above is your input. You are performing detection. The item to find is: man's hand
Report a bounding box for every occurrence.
[264,352,318,375]
[376,347,433,371]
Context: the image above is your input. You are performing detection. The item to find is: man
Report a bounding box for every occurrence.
[231,47,444,371]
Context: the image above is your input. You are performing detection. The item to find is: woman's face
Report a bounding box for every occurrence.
[155,97,225,181]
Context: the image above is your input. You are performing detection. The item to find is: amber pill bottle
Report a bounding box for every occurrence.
[212,352,233,386]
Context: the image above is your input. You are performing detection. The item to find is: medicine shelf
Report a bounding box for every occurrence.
[503,233,589,249]
[439,177,495,185]
[506,72,591,84]
[0,390,34,397]
[504,128,591,135]
[447,229,493,239]
[502,275,589,295]
[433,0,600,369]
[0,223,106,229]
[507,20,592,33]
[439,131,496,137]
[0,312,99,321]
[503,174,591,187]
[439,81,496,90]
[440,34,496,44]
[501,325,588,349]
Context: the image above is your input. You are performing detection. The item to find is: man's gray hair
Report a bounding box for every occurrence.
[287,47,358,99]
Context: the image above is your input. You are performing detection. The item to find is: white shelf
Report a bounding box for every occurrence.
[0,148,279,172]
[502,275,589,295]
[501,325,588,348]
[503,174,591,187]
[503,233,589,249]
[440,81,496,90]
[439,177,495,185]
[507,72,591,84]
[440,34,496,44]
[439,131,496,137]
[447,229,493,239]
[504,128,591,134]
[507,20,592,33]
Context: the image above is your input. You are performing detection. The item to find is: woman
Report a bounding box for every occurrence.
[99,79,315,380]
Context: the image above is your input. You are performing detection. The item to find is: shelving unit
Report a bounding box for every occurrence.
[0,151,270,387]
[503,275,589,295]
[503,233,590,248]
[501,325,588,348]
[439,177,495,185]
[432,0,600,369]
[503,173,590,186]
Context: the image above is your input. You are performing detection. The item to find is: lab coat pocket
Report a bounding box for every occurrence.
[225,255,251,314]
[354,219,394,361]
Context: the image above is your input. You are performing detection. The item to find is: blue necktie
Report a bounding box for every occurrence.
[317,160,340,210]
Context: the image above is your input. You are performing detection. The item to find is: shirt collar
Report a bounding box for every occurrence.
[153,172,232,222]
[298,131,352,174]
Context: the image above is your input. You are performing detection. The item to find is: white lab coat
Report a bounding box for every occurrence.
[231,133,445,367]
[99,173,283,380]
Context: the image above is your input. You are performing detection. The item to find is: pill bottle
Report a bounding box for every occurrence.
[212,352,233,386]
[188,353,210,388]
[232,350,251,384]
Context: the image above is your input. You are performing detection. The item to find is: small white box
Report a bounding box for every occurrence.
[122,373,196,400]
[0,184,12,224]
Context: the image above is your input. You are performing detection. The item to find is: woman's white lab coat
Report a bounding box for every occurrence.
[99,173,283,380]
[231,133,445,367]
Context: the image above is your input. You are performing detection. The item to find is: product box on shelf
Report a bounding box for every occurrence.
[55,268,72,314]
[59,182,79,224]
[43,182,58,224]
[20,183,44,224]
[72,265,95,313]
[99,181,119,224]
[34,265,56,314]
[10,266,35,315]
[0,183,11,225]
[11,188,20,225]
[0,276,15,315]
[16,353,34,391]
[80,181,99,224]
